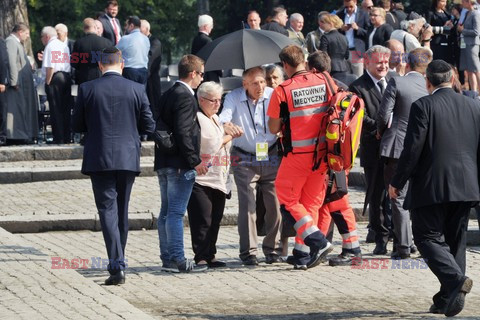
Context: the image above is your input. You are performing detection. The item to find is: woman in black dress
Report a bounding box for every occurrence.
[426,0,454,63]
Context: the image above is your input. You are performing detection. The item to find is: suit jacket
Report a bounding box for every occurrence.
[366,23,393,48]
[305,28,323,53]
[0,38,9,85]
[337,7,369,53]
[72,72,155,175]
[5,34,27,86]
[261,21,288,36]
[99,14,122,45]
[287,28,306,48]
[349,72,390,167]
[377,71,428,159]
[391,87,480,209]
[319,29,349,73]
[71,33,112,85]
[153,82,202,171]
[191,32,212,55]
[462,10,480,46]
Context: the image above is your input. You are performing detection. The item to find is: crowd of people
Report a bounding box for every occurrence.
[1,0,479,317]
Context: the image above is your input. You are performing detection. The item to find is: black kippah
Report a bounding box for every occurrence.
[102,46,120,54]
[427,60,452,74]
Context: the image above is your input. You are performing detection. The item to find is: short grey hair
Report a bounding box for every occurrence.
[365,45,391,61]
[55,23,68,34]
[197,81,223,102]
[400,17,425,31]
[198,14,213,28]
[290,13,303,23]
[41,26,57,38]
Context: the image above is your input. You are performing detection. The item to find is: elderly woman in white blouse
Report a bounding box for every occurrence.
[187,81,243,268]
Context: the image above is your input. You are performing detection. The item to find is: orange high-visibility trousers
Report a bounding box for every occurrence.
[275,153,329,256]
[318,194,360,254]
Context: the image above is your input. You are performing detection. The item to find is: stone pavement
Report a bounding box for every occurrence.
[1,223,480,319]
[0,176,367,233]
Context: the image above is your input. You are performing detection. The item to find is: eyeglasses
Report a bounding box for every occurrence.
[196,70,204,77]
[202,97,221,104]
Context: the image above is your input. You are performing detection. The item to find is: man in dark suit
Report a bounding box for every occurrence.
[337,0,370,76]
[0,37,8,146]
[377,47,431,259]
[389,60,478,317]
[72,47,155,285]
[349,45,391,255]
[154,54,209,273]
[141,19,162,107]
[261,6,289,36]
[191,14,213,55]
[71,18,112,85]
[99,0,122,45]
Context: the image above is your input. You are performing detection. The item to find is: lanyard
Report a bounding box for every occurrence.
[246,99,266,135]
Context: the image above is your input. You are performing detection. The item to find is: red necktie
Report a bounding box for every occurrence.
[112,18,119,44]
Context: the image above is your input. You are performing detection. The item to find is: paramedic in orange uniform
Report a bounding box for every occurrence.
[267,45,335,270]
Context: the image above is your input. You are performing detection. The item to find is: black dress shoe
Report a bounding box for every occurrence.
[410,245,418,254]
[285,255,296,265]
[207,260,227,268]
[265,254,282,264]
[242,255,258,266]
[373,243,387,255]
[444,277,473,317]
[105,270,125,285]
[390,251,410,259]
[329,252,362,266]
[429,303,444,314]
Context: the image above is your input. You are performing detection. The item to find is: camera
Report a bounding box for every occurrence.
[431,25,452,35]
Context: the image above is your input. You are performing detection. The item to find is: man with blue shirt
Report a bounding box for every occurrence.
[116,16,150,85]
[220,66,282,266]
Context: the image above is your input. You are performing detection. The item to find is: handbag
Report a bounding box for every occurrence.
[152,89,177,155]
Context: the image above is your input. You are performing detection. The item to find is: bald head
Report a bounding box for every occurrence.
[385,39,405,69]
[83,18,96,33]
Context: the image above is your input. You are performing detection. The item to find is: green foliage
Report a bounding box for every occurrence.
[25,0,430,64]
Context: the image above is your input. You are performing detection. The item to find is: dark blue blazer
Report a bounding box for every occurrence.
[73,72,155,175]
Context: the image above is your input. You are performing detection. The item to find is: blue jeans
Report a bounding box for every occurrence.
[157,167,195,264]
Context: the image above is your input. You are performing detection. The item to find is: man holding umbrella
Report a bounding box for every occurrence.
[267,45,336,270]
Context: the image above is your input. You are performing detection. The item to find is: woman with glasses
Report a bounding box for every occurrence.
[186,81,243,268]
[366,7,393,49]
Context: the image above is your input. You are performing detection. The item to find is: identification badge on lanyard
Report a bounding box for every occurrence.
[256,142,269,161]
[460,35,466,49]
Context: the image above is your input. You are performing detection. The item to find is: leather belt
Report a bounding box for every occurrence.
[233,143,277,157]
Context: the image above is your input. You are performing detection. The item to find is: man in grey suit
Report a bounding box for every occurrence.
[377,47,432,259]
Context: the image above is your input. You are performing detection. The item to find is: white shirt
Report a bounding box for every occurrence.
[344,7,357,49]
[42,37,71,77]
[368,27,377,49]
[366,70,386,93]
[219,86,277,153]
[195,113,231,193]
[108,15,122,42]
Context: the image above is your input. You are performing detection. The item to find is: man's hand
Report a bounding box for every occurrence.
[37,51,44,62]
[195,163,209,176]
[457,24,464,33]
[388,184,399,199]
[422,26,434,40]
[351,22,359,31]
[223,122,244,138]
[375,131,381,140]
[0,84,5,93]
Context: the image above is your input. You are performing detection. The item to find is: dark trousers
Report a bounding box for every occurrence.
[123,67,148,85]
[0,92,6,143]
[364,163,390,245]
[90,171,136,275]
[45,71,72,144]
[187,183,226,263]
[411,202,473,307]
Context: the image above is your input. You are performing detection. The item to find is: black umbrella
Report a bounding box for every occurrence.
[196,29,295,72]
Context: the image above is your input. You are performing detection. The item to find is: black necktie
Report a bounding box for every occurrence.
[378,79,386,95]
